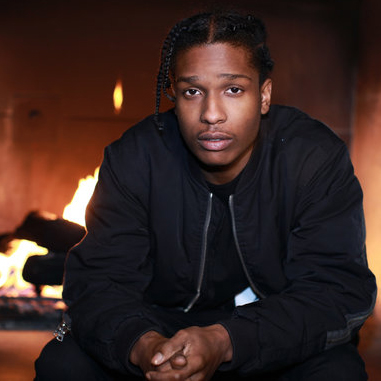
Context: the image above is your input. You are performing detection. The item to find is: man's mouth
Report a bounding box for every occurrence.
[197,132,233,151]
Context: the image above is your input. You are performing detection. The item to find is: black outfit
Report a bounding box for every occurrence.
[35,105,376,380]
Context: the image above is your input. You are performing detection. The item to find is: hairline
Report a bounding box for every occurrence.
[171,42,265,85]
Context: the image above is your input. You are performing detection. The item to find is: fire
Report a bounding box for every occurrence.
[113,78,123,114]
[0,168,99,299]
[63,167,99,227]
[0,240,48,297]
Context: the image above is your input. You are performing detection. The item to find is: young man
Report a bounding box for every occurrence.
[35,11,376,381]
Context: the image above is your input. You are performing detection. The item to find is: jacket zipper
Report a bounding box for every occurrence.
[184,192,213,312]
[229,194,265,300]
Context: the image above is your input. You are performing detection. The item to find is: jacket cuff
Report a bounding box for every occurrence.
[218,316,259,372]
[114,316,164,376]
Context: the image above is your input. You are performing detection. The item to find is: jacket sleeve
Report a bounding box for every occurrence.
[62,140,162,375]
[220,141,377,374]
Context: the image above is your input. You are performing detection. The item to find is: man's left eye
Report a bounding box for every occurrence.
[226,87,242,94]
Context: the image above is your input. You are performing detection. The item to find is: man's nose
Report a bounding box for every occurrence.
[200,94,227,125]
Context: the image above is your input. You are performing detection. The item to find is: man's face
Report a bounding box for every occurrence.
[173,42,272,185]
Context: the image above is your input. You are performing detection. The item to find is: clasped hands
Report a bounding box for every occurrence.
[130,324,233,381]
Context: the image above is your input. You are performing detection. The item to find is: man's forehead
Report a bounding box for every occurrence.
[175,73,254,83]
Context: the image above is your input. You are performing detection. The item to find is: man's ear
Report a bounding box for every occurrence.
[171,83,176,97]
[260,78,272,115]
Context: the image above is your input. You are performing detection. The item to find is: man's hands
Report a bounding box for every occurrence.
[130,331,174,374]
[130,324,233,381]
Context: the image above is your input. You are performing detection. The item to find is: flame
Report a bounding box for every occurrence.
[1,167,100,299]
[63,167,99,227]
[0,240,48,296]
[113,79,123,114]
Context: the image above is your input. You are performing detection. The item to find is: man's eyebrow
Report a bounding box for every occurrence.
[219,73,253,80]
[175,75,199,84]
[175,73,252,83]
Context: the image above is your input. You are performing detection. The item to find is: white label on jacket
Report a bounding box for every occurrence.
[235,287,258,306]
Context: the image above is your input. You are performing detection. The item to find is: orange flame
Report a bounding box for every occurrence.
[63,167,99,227]
[113,79,123,114]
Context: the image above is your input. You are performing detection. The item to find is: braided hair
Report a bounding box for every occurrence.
[154,11,274,131]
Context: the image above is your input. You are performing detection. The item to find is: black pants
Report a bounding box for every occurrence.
[35,333,367,381]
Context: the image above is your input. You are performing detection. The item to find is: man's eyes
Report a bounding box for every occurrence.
[183,89,201,97]
[182,86,244,98]
[226,87,243,94]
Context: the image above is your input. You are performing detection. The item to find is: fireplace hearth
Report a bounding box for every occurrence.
[0,296,64,330]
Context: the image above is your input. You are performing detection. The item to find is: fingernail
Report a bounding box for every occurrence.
[152,352,163,365]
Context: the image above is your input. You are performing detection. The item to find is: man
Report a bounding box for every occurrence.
[35,10,376,381]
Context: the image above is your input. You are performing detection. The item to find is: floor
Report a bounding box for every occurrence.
[0,330,52,381]
[0,315,380,381]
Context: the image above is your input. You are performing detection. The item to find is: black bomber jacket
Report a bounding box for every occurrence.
[63,105,377,376]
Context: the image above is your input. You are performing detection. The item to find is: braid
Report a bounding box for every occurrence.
[154,23,187,131]
[154,31,172,131]
[220,14,273,83]
[258,44,274,83]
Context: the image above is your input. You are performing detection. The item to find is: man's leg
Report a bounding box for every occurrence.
[34,334,142,381]
[276,342,367,381]
[210,343,367,381]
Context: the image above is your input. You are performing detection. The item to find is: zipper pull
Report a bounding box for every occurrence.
[54,321,71,342]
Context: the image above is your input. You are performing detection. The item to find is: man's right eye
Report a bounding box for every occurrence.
[184,89,201,97]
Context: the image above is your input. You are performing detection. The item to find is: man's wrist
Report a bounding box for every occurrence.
[207,324,233,363]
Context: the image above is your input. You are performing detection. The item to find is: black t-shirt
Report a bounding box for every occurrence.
[194,175,249,310]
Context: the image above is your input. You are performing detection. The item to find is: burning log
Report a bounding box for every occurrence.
[22,252,67,287]
[12,210,86,253]
[1,211,86,291]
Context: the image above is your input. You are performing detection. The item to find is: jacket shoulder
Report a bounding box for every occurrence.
[109,109,179,152]
[267,105,345,153]
[266,105,351,190]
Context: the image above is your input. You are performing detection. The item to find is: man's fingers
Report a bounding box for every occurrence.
[146,368,189,381]
[147,355,208,381]
[170,353,187,369]
[151,351,164,365]
[151,339,185,366]
[146,368,205,381]
[155,359,173,373]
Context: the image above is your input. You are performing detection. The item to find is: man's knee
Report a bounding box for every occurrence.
[35,335,108,381]
[279,343,367,381]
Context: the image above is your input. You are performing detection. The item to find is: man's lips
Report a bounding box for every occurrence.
[197,132,233,151]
